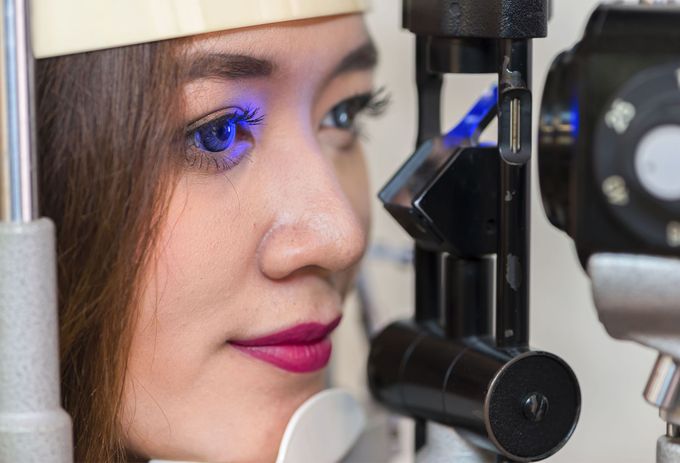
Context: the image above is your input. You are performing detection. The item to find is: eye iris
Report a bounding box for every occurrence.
[195,118,237,152]
[333,103,353,130]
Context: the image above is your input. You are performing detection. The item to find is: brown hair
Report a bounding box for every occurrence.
[36,41,185,462]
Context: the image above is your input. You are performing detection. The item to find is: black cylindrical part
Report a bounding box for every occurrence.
[403,0,549,39]
[368,322,581,461]
[442,255,494,339]
[414,246,442,323]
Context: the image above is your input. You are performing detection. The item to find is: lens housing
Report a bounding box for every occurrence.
[538,3,680,265]
[538,50,578,234]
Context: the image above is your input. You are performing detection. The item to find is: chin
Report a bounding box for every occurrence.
[203,379,326,463]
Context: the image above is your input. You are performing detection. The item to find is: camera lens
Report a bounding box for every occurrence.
[538,51,578,233]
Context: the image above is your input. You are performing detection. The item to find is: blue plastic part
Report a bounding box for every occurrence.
[569,92,580,139]
[443,85,498,148]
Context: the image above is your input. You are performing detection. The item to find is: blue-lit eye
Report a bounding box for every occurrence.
[193,115,237,152]
[185,107,264,172]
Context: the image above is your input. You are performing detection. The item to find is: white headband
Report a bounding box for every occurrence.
[31,0,369,59]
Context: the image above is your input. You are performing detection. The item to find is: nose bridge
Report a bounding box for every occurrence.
[257,125,366,279]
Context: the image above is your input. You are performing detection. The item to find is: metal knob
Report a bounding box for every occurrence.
[645,354,680,425]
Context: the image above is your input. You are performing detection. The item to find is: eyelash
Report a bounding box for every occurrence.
[184,88,390,173]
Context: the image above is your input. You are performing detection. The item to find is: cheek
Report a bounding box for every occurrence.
[125,175,258,389]
[119,175,281,461]
[161,177,253,289]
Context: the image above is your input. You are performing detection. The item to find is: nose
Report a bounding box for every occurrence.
[256,136,367,281]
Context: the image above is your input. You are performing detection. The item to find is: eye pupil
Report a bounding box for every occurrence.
[214,123,231,141]
[334,104,353,129]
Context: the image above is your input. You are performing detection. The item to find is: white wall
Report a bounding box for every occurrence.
[358,2,663,462]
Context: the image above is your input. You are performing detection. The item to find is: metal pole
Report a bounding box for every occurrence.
[1,0,35,222]
[0,0,73,460]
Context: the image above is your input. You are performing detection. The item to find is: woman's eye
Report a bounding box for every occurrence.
[185,107,264,172]
[193,115,237,153]
[320,88,391,133]
[318,89,391,150]
[321,95,372,132]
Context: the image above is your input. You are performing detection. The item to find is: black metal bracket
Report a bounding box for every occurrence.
[367,1,580,461]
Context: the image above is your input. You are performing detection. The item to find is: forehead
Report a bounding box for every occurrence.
[185,14,369,76]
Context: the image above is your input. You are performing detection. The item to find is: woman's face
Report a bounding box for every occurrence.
[120,14,376,463]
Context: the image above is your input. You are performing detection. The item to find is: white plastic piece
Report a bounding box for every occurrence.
[276,388,365,463]
[31,0,369,59]
[149,388,365,463]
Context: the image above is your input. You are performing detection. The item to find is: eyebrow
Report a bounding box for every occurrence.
[186,53,275,81]
[184,40,378,83]
[329,40,378,80]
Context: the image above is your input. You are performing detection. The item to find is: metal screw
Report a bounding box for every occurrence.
[523,393,549,422]
[605,99,636,134]
[602,175,630,206]
[668,222,680,247]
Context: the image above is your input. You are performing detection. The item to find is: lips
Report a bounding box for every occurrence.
[229,316,342,373]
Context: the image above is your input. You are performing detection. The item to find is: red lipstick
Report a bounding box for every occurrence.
[229,316,342,373]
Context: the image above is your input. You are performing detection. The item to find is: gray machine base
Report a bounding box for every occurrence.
[0,219,72,462]
[658,436,680,463]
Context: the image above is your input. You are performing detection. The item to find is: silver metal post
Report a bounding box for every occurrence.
[639,0,677,5]
[1,0,36,222]
[0,0,73,461]
[645,354,680,419]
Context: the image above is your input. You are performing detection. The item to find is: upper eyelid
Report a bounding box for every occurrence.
[321,90,389,120]
[185,106,247,133]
